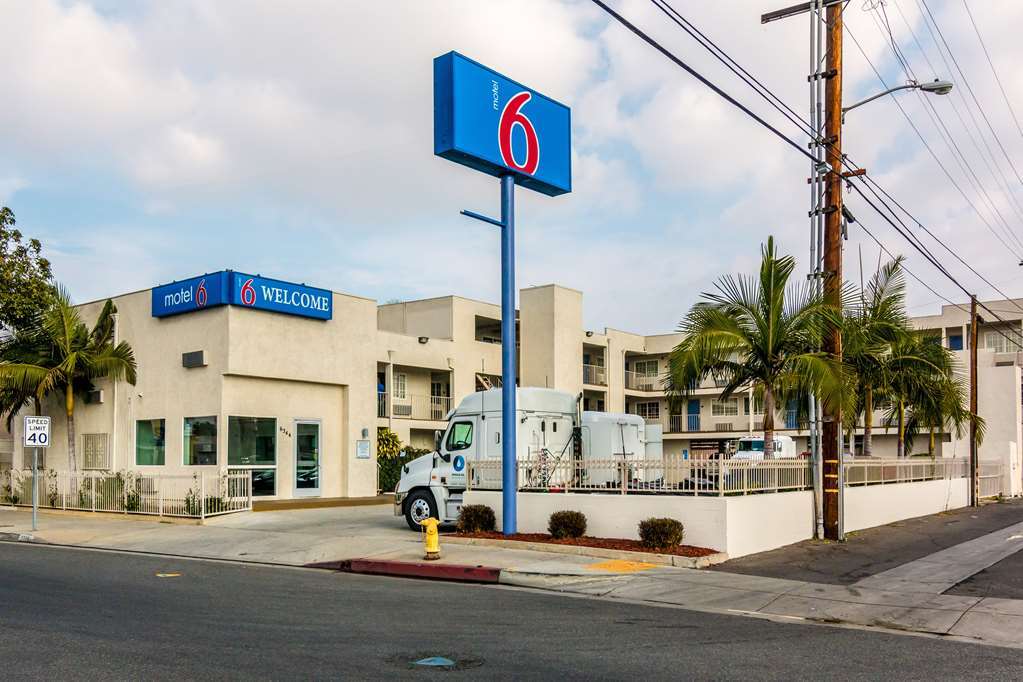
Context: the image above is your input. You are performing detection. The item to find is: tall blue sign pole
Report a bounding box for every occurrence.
[499,174,517,532]
[434,51,571,535]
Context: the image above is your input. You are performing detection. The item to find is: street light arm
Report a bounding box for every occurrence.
[841,83,920,115]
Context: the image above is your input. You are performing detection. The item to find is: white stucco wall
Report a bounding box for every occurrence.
[844,479,969,532]
[465,490,816,557]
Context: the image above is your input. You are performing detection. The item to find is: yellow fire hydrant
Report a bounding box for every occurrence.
[420,517,441,560]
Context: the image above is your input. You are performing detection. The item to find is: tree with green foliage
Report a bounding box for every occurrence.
[666,237,845,458]
[842,257,910,457]
[0,286,137,470]
[0,207,54,332]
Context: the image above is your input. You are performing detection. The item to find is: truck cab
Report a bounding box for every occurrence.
[731,434,797,460]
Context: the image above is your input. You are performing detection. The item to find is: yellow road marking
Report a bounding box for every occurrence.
[155,572,181,578]
[585,559,657,573]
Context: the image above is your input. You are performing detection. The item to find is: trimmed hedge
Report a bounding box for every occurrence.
[638,517,685,550]
[457,504,496,533]
[548,510,587,539]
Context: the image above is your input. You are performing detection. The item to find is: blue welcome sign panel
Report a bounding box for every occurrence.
[228,271,332,320]
[434,51,571,197]
[152,270,332,320]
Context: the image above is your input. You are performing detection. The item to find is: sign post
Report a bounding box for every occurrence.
[434,51,571,535]
[24,416,50,532]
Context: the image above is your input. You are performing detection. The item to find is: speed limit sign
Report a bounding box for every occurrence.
[24,416,51,448]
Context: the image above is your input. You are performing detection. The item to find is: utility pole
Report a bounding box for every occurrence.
[820,0,844,541]
[764,0,844,539]
[970,295,979,506]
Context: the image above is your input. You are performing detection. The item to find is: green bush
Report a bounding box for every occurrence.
[548,510,587,539]
[638,517,685,550]
[456,504,496,533]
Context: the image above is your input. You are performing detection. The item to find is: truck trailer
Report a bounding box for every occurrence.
[394,387,662,529]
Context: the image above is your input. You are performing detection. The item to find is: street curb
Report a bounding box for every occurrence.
[442,535,729,568]
[0,532,36,543]
[306,558,502,583]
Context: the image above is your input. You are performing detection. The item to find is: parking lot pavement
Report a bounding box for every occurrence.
[711,498,1023,585]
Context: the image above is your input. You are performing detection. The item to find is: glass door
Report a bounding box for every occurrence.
[294,420,321,497]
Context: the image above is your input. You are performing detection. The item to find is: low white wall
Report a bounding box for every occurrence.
[724,491,815,558]
[844,478,969,532]
[464,490,816,558]
[465,491,728,553]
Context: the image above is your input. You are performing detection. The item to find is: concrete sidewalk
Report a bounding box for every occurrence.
[5,505,1023,649]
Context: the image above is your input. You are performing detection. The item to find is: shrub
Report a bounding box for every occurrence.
[638,517,685,550]
[457,504,496,533]
[548,510,587,539]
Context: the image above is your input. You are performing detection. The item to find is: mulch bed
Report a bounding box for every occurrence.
[452,531,717,558]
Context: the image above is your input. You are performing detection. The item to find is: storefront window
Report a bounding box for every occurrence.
[183,416,218,465]
[136,419,166,466]
[228,417,277,497]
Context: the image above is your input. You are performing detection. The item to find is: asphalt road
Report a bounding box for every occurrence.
[714,498,1023,585]
[2,543,1022,680]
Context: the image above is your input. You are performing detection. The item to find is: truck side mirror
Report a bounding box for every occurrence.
[434,430,443,452]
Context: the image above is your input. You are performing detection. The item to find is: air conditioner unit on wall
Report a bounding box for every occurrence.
[86,389,104,404]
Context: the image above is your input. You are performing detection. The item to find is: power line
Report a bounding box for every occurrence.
[962,1,1023,143]
[919,0,1023,211]
[591,0,1023,347]
[843,23,1023,260]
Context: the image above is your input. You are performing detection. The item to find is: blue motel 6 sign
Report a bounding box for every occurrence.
[434,51,571,196]
[152,270,332,320]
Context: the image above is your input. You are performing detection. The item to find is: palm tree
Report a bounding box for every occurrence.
[842,257,910,457]
[884,333,977,457]
[666,237,844,458]
[0,286,137,470]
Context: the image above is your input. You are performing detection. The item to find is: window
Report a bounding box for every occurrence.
[136,419,166,466]
[446,421,473,451]
[634,402,660,419]
[985,330,1021,354]
[948,334,963,351]
[712,399,738,416]
[743,397,764,415]
[393,373,407,400]
[184,416,218,465]
[229,417,277,496]
[82,433,110,470]
[634,360,658,377]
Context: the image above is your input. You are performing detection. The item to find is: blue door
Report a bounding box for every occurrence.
[687,399,700,432]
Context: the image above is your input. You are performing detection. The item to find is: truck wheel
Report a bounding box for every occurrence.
[404,490,438,530]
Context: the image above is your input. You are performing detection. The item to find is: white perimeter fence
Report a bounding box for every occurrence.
[0,469,252,519]
[467,456,992,497]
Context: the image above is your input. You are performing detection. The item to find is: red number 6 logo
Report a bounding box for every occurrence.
[498,92,540,175]
[240,278,256,306]
[196,279,207,308]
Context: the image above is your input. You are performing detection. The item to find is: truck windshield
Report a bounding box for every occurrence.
[738,440,764,451]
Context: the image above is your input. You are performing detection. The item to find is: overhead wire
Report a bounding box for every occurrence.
[961,0,1023,143]
[591,0,1023,349]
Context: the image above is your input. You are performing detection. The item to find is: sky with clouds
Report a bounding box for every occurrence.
[3,0,1023,334]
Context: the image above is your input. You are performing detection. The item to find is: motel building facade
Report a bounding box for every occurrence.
[1,271,1022,501]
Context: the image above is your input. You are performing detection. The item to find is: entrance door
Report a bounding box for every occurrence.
[294,420,321,497]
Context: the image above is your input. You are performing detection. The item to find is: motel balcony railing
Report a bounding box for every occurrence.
[377,392,388,418]
[390,394,452,421]
[624,371,660,392]
[582,364,607,386]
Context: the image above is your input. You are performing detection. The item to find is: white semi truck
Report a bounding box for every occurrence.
[394,387,662,529]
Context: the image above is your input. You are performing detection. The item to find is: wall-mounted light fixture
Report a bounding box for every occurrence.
[585,331,594,338]
[418,336,429,344]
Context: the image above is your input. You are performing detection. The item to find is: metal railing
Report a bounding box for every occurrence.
[0,469,252,519]
[390,394,452,421]
[624,371,660,391]
[583,364,607,386]
[467,457,813,496]
[843,458,968,486]
[979,461,1004,498]
[377,391,388,418]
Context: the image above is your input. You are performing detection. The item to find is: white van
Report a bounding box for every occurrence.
[731,434,797,460]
